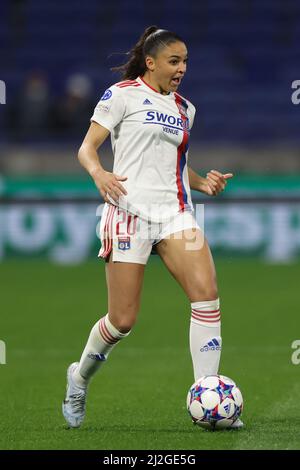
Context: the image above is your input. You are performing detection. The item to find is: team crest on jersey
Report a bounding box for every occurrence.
[100,89,112,101]
[175,100,188,118]
[118,236,131,250]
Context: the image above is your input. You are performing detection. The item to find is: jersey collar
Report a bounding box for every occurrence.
[137,76,173,98]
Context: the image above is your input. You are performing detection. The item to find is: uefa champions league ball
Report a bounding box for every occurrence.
[186,375,243,430]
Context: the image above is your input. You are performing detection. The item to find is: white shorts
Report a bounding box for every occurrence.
[98,203,201,265]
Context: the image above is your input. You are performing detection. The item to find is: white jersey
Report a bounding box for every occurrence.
[91,75,196,222]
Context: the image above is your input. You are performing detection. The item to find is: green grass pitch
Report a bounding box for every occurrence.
[0,258,299,450]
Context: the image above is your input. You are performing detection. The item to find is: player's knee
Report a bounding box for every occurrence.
[110,304,139,333]
[190,283,218,301]
[113,316,137,334]
[203,288,218,301]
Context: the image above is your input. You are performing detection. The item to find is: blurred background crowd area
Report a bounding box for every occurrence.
[0,0,300,173]
[0,0,300,263]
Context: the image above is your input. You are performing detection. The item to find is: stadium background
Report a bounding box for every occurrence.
[0,0,300,450]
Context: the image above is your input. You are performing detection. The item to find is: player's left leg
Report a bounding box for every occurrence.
[156,228,221,382]
[157,228,244,429]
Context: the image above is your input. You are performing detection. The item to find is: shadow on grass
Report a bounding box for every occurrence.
[61,424,247,434]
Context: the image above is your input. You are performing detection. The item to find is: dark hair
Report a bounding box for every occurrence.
[111,25,184,80]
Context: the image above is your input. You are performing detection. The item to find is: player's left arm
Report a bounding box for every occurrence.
[188,167,233,196]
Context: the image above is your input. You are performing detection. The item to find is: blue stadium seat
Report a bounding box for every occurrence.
[0,0,299,144]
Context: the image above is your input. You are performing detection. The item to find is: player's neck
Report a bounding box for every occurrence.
[140,73,169,95]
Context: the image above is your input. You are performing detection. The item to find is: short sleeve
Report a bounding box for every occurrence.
[90,86,126,132]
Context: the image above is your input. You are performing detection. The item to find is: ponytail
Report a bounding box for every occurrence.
[111,25,184,80]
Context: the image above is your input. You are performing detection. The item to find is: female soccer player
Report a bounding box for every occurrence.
[62,26,243,429]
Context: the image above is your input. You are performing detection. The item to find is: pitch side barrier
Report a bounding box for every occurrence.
[0,196,299,262]
[1,196,300,204]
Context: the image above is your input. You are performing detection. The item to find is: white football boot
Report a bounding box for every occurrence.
[230,418,244,429]
[62,362,87,428]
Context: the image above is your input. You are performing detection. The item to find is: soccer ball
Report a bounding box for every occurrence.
[186,375,243,430]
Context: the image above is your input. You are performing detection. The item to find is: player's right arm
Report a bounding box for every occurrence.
[78,121,127,203]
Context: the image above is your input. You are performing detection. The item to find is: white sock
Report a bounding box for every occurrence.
[72,313,130,388]
[189,299,221,382]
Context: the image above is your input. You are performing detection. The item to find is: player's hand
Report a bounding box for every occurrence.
[202,170,233,196]
[92,169,128,203]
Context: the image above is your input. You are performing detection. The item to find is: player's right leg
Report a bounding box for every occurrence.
[62,204,150,428]
[62,257,145,428]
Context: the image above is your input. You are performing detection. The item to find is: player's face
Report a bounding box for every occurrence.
[146,41,188,94]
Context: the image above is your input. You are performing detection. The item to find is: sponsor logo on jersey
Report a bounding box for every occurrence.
[96,103,110,113]
[143,98,153,105]
[100,89,112,101]
[163,126,179,135]
[118,236,131,250]
[144,111,189,130]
